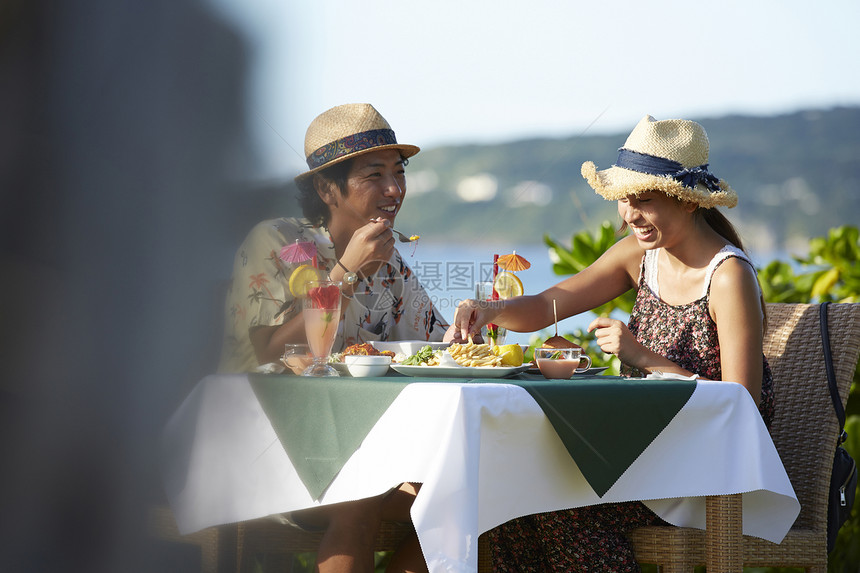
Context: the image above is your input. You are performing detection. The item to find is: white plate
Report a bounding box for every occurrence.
[390,364,531,378]
[371,340,450,356]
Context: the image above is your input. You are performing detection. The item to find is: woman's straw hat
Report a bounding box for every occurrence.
[581,115,737,208]
[295,103,420,183]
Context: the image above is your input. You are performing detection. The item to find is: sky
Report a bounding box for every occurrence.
[206,0,860,180]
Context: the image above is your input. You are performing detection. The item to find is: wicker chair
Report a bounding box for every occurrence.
[235,518,493,572]
[630,302,860,572]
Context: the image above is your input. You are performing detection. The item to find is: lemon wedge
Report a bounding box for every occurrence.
[288,264,325,297]
[495,344,524,366]
[493,271,524,299]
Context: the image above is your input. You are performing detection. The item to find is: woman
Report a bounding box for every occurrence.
[219,103,448,374]
[452,115,774,572]
[220,103,446,573]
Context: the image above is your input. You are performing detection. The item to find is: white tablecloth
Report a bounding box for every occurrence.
[162,374,799,573]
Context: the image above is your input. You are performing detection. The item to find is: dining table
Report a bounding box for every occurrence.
[161,369,800,573]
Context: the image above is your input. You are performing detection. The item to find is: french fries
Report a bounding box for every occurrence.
[447,340,504,367]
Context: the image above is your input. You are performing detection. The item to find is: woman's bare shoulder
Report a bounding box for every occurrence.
[710,254,758,291]
[709,254,762,318]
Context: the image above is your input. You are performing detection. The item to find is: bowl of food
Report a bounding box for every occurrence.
[534,347,592,379]
[344,354,392,377]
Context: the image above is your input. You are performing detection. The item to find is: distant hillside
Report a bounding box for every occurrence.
[395,106,860,255]
[232,106,860,258]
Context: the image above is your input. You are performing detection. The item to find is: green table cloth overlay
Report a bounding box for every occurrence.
[249,374,410,500]
[248,374,696,500]
[507,376,696,496]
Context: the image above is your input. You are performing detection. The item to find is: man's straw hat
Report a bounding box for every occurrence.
[295,103,420,184]
[581,115,737,208]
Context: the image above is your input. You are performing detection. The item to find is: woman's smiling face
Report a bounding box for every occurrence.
[617,191,694,248]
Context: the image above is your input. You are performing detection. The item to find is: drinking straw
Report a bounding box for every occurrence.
[492,254,499,300]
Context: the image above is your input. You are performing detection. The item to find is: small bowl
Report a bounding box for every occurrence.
[534,347,592,379]
[344,354,391,377]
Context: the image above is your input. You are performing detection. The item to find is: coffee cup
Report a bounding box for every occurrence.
[534,347,592,379]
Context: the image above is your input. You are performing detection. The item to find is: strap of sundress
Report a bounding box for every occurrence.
[642,249,661,298]
[702,245,752,298]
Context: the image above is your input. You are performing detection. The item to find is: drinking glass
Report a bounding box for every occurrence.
[475,281,506,346]
[534,347,592,379]
[302,280,342,376]
[282,343,311,375]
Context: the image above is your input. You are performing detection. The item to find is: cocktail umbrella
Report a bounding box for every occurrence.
[497,250,531,272]
[280,240,318,267]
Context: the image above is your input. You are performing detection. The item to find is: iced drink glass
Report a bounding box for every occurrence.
[475,281,506,345]
[302,280,342,377]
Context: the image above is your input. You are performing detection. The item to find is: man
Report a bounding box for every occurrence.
[219,103,449,373]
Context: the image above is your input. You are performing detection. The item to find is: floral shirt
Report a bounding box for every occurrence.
[217,217,447,373]
[627,246,775,426]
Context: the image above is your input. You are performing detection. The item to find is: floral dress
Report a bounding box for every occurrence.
[488,246,775,573]
[217,217,447,373]
[627,246,775,425]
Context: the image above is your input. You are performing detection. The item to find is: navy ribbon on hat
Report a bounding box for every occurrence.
[615,148,722,192]
[307,128,398,170]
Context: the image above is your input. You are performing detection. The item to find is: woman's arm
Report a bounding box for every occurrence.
[708,257,765,403]
[452,235,643,340]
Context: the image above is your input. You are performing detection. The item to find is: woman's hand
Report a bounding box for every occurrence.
[451,298,499,343]
[588,316,696,377]
[587,317,647,365]
[443,323,484,344]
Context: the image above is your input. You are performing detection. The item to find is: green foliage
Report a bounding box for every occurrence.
[531,221,637,374]
[761,226,860,305]
[758,260,817,303]
[798,225,860,303]
[544,223,860,572]
[757,225,860,415]
[543,221,636,317]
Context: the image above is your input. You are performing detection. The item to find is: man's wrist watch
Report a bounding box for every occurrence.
[336,260,358,285]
